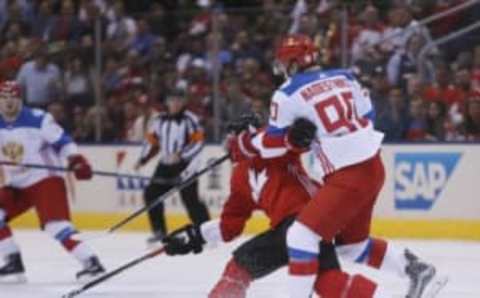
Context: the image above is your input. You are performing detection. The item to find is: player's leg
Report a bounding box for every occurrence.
[314,269,378,298]
[286,154,385,297]
[209,217,294,298]
[0,187,30,282]
[143,181,170,242]
[179,180,210,226]
[27,177,105,280]
[335,194,448,297]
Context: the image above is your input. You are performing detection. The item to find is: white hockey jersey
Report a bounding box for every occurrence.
[251,69,384,178]
[0,107,78,188]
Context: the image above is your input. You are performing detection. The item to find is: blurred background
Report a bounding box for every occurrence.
[3,0,480,144]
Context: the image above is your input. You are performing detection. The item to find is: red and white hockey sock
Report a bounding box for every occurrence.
[286,221,321,298]
[336,237,408,278]
[44,221,95,263]
[208,259,252,298]
[0,226,19,256]
[314,270,378,298]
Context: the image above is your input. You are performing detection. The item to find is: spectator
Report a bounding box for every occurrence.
[0,40,23,80]
[1,2,30,40]
[463,96,480,141]
[230,30,262,69]
[425,101,447,141]
[16,47,61,108]
[422,63,463,106]
[405,98,427,141]
[50,0,80,42]
[31,1,54,40]
[387,33,425,90]
[102,57,122,93]
[64,56,93,109]
[47,101,73,133]
[127,94,159,142]
[351,5,383,63]
[122,100,139,141]
[369,65,391,121]
[376,88,409,142]
[106,2,137,51]
[129,18,155,56]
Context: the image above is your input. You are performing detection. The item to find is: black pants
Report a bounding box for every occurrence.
[143,162,210,235]
[233,217,340,280]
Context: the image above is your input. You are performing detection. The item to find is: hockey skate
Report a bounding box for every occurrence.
[0,253,27,283]
[146,232,165,247]
[405,250,448,298]
[76,256,105,282]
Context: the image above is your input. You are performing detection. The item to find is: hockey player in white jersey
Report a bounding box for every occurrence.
[227,34,447,298]
[0,81,105,282]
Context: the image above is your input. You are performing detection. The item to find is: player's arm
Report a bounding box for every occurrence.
[40,112,92,180]
[352,79,375,122]
[135,118,161,169]
[179,112,205,161]
[202,165,256,244]
[228,91,316,162]
[162,164,256,256]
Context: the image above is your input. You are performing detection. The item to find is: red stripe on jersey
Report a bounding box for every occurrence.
[0,226,12,240]
[317,144,335,175]
[289,260,319,275]
[262,133,286,149]
[367,238,387,269]
[62,237,80,251]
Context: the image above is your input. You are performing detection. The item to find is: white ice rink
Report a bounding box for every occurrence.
[1,231,479,298]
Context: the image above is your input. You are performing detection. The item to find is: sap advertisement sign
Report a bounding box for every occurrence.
[394,153,462,210]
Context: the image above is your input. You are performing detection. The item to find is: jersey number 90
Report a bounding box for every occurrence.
[314,91,368,134]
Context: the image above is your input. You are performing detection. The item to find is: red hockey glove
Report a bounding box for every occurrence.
[226,131,258,162]
[68,154,93,180]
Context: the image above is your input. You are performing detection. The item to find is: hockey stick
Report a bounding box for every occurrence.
[62,247,166,298]
[0,160,179,185]
[104,154,229,234]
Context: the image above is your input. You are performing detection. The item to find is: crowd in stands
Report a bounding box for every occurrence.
[1,0,480,142]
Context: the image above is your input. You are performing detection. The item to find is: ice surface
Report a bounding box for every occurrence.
[1,231,479,298]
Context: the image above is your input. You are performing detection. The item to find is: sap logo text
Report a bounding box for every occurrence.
[394,153,461,210]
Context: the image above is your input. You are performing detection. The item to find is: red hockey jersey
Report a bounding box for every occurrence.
[219,153,317,242]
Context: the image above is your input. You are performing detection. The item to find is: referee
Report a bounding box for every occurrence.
[135,89,210,243]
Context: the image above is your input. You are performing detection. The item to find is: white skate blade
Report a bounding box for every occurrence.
[424,274,449,298]
[0,273,27,284]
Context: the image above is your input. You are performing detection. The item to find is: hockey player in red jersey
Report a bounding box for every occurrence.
[162,116,383,298]
[0,81,105,282]
[226,35,448,298]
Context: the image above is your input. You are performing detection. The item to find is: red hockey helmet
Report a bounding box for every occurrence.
[274,34,318,76]
[0,80,21,98]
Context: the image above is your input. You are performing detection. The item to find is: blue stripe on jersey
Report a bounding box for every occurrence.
[364,109,376,122]
[288,247,318,261]
[52,132,73,153]
[266,125,288,136]
[55,226,76,242]
[355,238,373,263]
[280,68,355,96]
[0,107,44,129]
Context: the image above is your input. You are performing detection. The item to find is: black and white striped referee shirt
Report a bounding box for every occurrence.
[142,109,204,164]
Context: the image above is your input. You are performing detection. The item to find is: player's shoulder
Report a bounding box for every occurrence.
[2,107,47,129]
[279,68,356,96]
